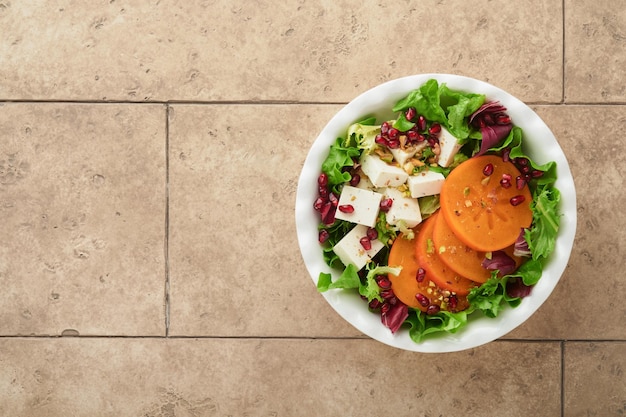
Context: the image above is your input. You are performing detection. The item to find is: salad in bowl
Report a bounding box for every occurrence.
[295,74,576,352]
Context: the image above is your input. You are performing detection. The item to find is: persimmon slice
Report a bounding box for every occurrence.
[414,212,477,296]
[432,211,523,283]
[439,155,533,252]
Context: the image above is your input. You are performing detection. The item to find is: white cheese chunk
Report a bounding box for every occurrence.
[333,224,384,270]
[407,170,446,198]
[334,185,383,228]
[382,187,422,228]
[354,170,375,191]
[359,154,409,188]
[437,127,463,168]
[389,142,427,166]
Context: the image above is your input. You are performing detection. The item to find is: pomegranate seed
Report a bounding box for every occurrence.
[318,185,329,199]
[416,267,426,282]
[366,227,378,240]
[360,236,372,250]
[448,294,458,310]
[531,169,544,178]
[428,123,441,135]
[502,148,511,162]
[321,202,335,225]
[510,195,526,206]
[376,276,392,290]
[415,293,430,307]
[405,107,417,122]
[369,299,382,310]
[426,305,440,315]
[417,116,427,132]
[375,134,387,146]
[317,173,328,187]
[349,173,361,187]
[388,296,398,305]
[427,137,438,147]
[407,130,419,141]
[381,302,391,314]
[318,229,330,244]
[380,198,393,212]
[329,192,339,207]
[380,289,395,300]
[520,165,531,175]
[381,122,390,134]
[482,163,494,176]
[388,128,399,140]
[313,197,326,211]
[516,157,528,166]
[417,133,426,142]
[516,175,526,190]
[495,114,511,125]
[500,178,512,188]
[338,204,354,213]
[387,140,400,149]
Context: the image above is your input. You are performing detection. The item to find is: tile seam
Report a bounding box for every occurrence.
[164,104,171,337]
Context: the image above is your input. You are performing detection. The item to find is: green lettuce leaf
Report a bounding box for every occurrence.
[321,138,361,188]
[317,263,360,293]
[526,187,561,259]
[392,79,447,124]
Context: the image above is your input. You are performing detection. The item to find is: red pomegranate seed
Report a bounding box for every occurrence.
[381,302,391,314]
[388,128,399,140]
[428,123,441,135]
[321,202,335,225]
[448,294,458,310]
[338,204,354,213]
[375,134,387,146]
[510,195,526,206]
[427,137,438,147]
[318,173,328,187]
[417,133,426,142]
[531,169,544,178]
[482,163,494,176]
[387,140,400,149]
[405,107,417,121]
[500,178,511,188]
[368,299,382,310]
[380,289,395,300]
[502,148,511,162]
[313,197,326,211]
[380,198,393,212]
[426,304,440,315]
[520,165,531,175]
[318,185,329,199]
[407,130,419,141]
[349,173,361,187]
[415,293,430,307]
[376,277,392,290]
[381,121,390,134]
[318,229,330,244]
[328,192,339,207]
[516,175,526,190]
[360,236,372,250]
[516,157,528,166]
[366,227,378,240]
[416,267,426,282]
[417,115,427,132]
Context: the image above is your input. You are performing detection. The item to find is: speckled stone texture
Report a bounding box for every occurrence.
[1,0,625,415]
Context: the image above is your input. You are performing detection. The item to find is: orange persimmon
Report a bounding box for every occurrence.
[432,211,524,283]
[439,155,533,252]
[414,212,477,296]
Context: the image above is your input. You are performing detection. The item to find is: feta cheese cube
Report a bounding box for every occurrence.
[389,142,427,166]
[407,170,446,198]
[354,170,375,191]
[334,185,383,227]
[437,127,463,167]
[333,224,384,270]
[382,187,422,228]
[359,154,409,188]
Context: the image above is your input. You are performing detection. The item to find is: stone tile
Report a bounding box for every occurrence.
[564,342,626,416]
[168,104,362,337]
[565,0,626,102]
[506,105,626,340]
[0,0,562,103]
[0,103,166,336]
[0,338,561,416]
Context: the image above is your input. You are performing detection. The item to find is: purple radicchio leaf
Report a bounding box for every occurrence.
[506,276,533,298]
[481,250,517,276]
[469,101,513,156]
[381,302,409,334]
[514,228,532,257]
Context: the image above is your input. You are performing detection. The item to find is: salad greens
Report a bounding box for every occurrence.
[315,79,561,343]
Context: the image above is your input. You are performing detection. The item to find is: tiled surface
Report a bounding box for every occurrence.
[1,0,625,415]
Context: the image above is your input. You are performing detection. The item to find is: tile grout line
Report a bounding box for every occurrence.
[164,104,171,337]
[561,340,565,417]
[562,0,566,103]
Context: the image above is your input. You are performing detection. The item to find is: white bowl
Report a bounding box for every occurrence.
[295,74,576,353]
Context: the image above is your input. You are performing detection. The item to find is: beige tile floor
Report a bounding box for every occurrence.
[0,0,625,416]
